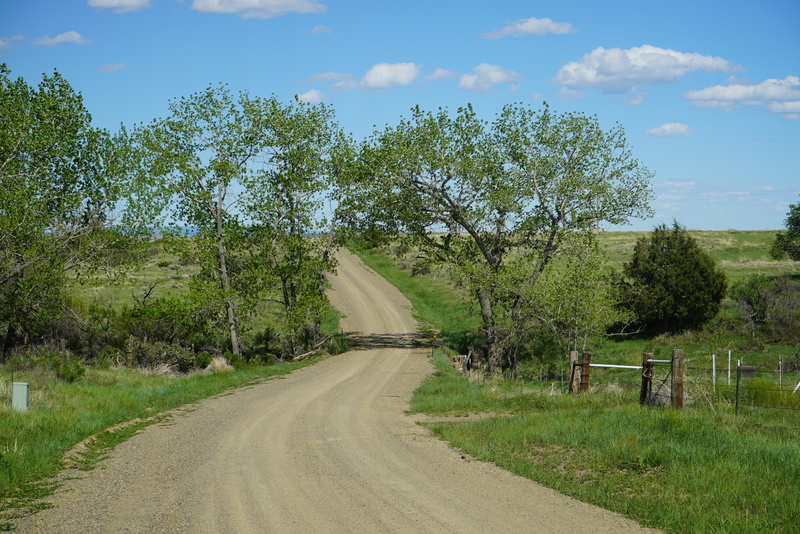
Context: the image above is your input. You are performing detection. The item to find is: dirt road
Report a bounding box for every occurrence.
[15,250,659,533]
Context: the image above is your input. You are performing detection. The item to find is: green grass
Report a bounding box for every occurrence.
[413,349,800,533]
[71,248,199,308]
[356,238,800,533]
[601,230,799,283]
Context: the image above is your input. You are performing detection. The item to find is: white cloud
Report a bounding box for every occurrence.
[310,25,332,34]
[97,62,127,72]
[361,62,420,89]
[479,16,577,39]
[88,0,151,13]
[191,0,326,19]
[458,63,523,93]
[645,123,695,137]
[552,45,740,94]
[296,89,325,104]
[0,35,24,54]
[425,68,457,81]
[33,31,91,46]
[685,76,800,120]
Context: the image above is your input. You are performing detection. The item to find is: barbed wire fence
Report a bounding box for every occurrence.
[568,350,800,423]
[684,354,800,417]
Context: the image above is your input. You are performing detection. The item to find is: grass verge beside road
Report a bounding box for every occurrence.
[414,350,800,533]
[356,245,800,534]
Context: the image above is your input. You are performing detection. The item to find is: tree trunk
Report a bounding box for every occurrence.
[215,188,241,356]
[1,322,18,362]
[476,288,503,374]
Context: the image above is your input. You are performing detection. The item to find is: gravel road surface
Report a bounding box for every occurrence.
[14,249,659,533]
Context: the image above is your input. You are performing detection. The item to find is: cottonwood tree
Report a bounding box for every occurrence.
[136,85,267,356]
[362,103,654,373]
[0,65,145,357]
[523,235,631,358]
[245,98,353,357]
[137,87,352,357]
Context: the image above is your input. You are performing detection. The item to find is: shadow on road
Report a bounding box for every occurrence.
[344,332,428,351]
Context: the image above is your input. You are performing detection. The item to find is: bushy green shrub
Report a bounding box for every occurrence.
[616,221,727,335]
[195,351,213,369]
[36,348,87,383]
[53,359,86,383]
[731,274,800,343]
[129,339,196,372]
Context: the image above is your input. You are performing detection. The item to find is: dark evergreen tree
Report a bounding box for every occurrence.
[618,221,727,335]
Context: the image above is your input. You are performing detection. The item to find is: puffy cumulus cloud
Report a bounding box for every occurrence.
[191,0,326,19]
[645,123,695,137]
[685,76,800,120]
[296,89,325,104]
[97,62,127,72]
[0,35,24,55]
[479,16,577,39]
[305,64,458,93]
[33,31,91,46]
[458,63,523,93]
[552,45,740,93]
[88,0,151,13]
[361,62,420,89]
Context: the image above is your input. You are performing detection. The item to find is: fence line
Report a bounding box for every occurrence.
[567,349,800,417]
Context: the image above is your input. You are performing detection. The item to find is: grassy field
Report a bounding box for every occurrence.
[413,353,800,533]
[70,247,198,308]
[600,229,799,283]
[354,232,800,534]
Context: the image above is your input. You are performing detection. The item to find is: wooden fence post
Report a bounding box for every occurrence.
[580,352,591,393]
[671,349,684,408]
[640,352,654,405]
[569,351,580,393]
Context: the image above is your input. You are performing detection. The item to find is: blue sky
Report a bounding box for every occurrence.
[2,0,798,230]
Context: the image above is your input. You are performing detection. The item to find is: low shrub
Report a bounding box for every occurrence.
[129,340,196,372]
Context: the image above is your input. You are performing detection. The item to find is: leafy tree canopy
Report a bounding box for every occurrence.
[359,102,654,372]
[0,64,144,356]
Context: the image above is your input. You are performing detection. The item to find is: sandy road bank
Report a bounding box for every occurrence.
[14,249,659,533]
